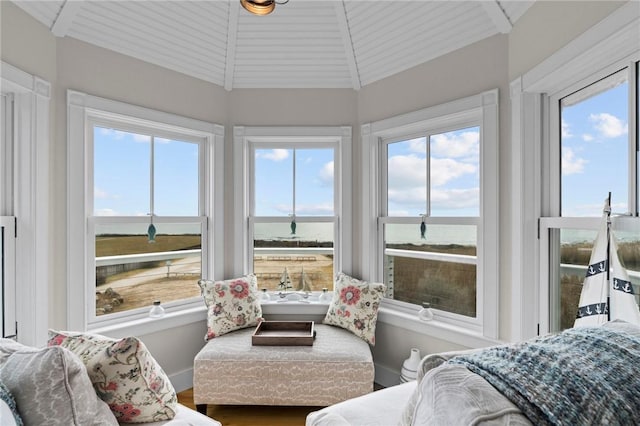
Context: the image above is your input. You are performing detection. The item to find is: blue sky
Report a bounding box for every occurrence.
[94,76,630,221]
[254,148,334,216]
[94,127,198,217]
[561,80,629,216]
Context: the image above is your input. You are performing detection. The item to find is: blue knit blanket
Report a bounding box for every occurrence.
[449,326,640,425]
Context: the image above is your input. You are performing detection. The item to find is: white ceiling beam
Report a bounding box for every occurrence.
[224,0,240,91]
[480,0,512,34]
[51,0,84,37]
[333,1,361,91]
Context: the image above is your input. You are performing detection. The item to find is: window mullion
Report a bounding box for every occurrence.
[150,136,155,216]
[629,61,639,216]
[426,132,431,217]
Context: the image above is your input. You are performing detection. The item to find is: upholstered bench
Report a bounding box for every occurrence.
[193,324,374,410]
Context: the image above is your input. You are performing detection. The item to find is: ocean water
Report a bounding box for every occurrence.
[96,221,639,245]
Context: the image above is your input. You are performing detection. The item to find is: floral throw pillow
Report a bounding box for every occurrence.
[322,273,386,345]
[47,330,177,424]
[198,274,263,340]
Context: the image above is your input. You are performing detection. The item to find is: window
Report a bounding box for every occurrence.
[68,91,224,331]
[91,125,204,317]
[233,126,352,294]
[541,64,639,332]
[1,62,50,346]
[0,93,16,339]
[382,127,480,317]
[362,90,499,338]
[511,2,639,341]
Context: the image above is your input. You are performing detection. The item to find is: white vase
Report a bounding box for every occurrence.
[400,348,421,383]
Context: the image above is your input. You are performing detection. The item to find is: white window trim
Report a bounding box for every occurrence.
[67,90,224,335]
[232,126,352,280]
[362,90,500,345]
[511,1,640,340]
[0,61,50,346]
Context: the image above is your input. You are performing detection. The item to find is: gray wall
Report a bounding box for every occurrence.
[1,0,624,386]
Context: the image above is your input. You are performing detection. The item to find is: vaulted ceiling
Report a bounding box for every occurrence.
[12,0,534,90]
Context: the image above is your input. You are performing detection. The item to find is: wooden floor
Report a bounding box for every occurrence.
[177,388,321,426]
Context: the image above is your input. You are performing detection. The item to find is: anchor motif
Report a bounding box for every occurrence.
[613,279,620,290]
[585,306,592,315]
[598,262,606,272]
[623,283,631,293]
[595,304,602,314]
[588,266,595,275]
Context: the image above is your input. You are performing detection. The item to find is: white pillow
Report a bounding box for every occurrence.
[0,346,118,426]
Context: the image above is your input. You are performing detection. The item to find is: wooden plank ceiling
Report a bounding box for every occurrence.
[12,0,533,90]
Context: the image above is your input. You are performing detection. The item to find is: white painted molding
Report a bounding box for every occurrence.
[169,368,194,394]
[224,0,240,91]
[232,125,353,277]
[51,0,84,37]
[67,89,223,330]
[512,0,638,339]
[374,362,400,388]
[361,89,500,340]
[333,1,361,91]
[480,0,512,34]
[522,1,639,94]
[1,61,50,346]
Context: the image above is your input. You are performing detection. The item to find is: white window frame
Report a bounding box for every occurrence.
[67,90,224,335]
[362,90,500,344]
[511,2,639,340]
[0,61,50,346]
[233,126,352,298]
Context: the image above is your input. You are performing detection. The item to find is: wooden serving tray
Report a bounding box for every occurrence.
[251,321,315,346]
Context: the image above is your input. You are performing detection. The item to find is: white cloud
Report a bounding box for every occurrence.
[387,154,476,192]
[431,188,479,209]
[388,155,427,188]
[430,130,479,159]
[99,128,150,143]
[562,147,587,175]
[561,119,573,139]
[95,208,118,216]
[589,113,627,138]
[430,158,477,186]
[581,134,594,142]
[407,137,427,153]
[295,203,334,215]
[95,187,109,199]
[318,161,334,186]
[258,149,289,161]
[388,187,479,211]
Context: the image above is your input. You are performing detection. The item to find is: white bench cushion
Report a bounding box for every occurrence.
[194,324,373,406]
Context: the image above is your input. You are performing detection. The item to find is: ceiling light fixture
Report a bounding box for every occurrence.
[240,0,289,16]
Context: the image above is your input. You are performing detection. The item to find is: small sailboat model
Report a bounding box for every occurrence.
[296,267,312,292]
[278,267,292,293]
[574,194,640,327]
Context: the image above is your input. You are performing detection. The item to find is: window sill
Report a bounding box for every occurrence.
[89,305,207,339]
[261,300,330,316]
[377,306,504,348]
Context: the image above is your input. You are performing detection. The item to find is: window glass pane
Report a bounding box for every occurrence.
[555,229,598,331]
[154,138,199,216]
[560,73,629,216]
[94,127,150,216]
[253,222,334,291]
[254,148,293,216]
[430,127,480,216]
[95,222,201,316]
[295,148,334,216]
[385,223,477,317]
[387,137,426,217]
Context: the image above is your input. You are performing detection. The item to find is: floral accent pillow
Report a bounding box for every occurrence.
[47,330,177,424]
[322,273,386,345]
[198,274,263,340]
